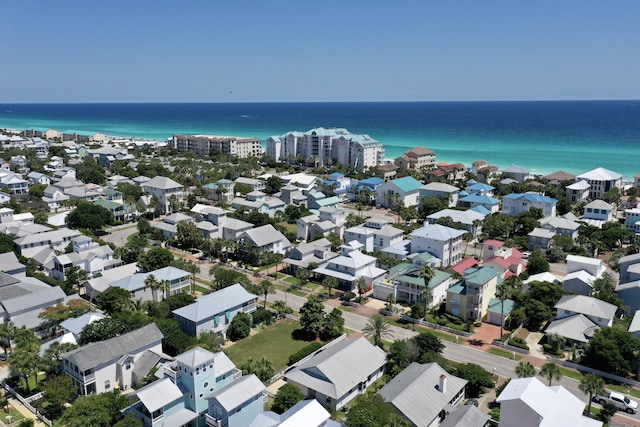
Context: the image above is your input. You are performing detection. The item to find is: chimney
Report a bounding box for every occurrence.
[439,374,447,394]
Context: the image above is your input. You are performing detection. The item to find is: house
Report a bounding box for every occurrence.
[307,191,341,212]
[496,377,601,427]
[283,238,338,272]
[576,167,623,200]
[0,171,29,194]
[379,362,467,427]
[0,252,26,275]
[528,228,556,252]
[344,218,403,252]
[62,323,164,395]
[284,336,386,410]
[375,162,400,181]
[562,270,596,296]
[427,162,466,182]
[152,212,193,239]
[203,179,235,203]
[313,242,386,292]
[320,172,353,197]
[277,184,306,205]
[376,176,423,208]
[566,255,605,278]
[410,224,466,267]
[49,237,117,281]
[141,176,184,214]
[501,193,557,218]
[238,224,292,255]
[347,177,383,202]
[232,191,286,218]
[27,171,50,186]
[457,194,500,213]
[42,184,70,211]
[206,374,266,427]
[280,172,318,193]
[583,200,615,225]
[446,266,500,322]
[107,266,192,302]
[125,377,199,427]
[249,399,340,427]
[545,295,617,345]
[465,181,495,197]
[394,147,436,172]
[617,252,640,283]
[539,216,580,240]
[14,228,82,258]
[471,161,500,183]
[234,177,266,192]
[629,310,640,338]
[426,208,486,237]
[565,180,590,203]
[373,253,453,307]
[481,240,525,277]
[419,182,460,208]
[625,208,640,233]
[173,283,258,337]
[501,165,532,183]
[59,312,106,340]
[487,298,515,327]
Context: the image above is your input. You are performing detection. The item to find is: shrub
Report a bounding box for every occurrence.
[495,378,511,397]
[252,307,274,326]
[343,291,356,301]
[542,343,563,356]
[508,337,529,350]
[288,342,323,365]
[227,312,252,341]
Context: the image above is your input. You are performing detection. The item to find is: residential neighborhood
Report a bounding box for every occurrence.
[1,128,640,427]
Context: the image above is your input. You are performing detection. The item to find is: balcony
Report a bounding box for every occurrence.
[232,368,242,380]
[163,363,181,380]
[205,414,223,427]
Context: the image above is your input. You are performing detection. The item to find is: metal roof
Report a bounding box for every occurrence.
[206,374,265,410]
[172,284,257,322]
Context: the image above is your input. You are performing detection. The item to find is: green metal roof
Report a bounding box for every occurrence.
[463,266,499,286]
[391,176,423,193]
[447,281,467,295]
[397,268,451,289]
[94,199,123,210]
[487,298,515,315]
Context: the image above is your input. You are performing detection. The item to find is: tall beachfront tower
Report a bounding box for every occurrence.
[267,127,384,172]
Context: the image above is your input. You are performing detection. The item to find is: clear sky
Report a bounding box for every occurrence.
[1,1,639,102]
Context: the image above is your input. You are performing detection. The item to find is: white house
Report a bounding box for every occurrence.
[583,200,614,224]
[496,377,601,427]
[313,242,386,292]
[410,224,465,267]
[566,180,590,203]
[238,224,292,255]
[545,295,617,345]
[284,337,386,411]
[576,167,623,200]
[141,176,184,214]
[419,182,460,208]
[501,193,557,218]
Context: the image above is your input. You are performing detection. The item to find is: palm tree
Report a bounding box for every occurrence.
[539,362,562,386]
[355,277,368,302]
[159,280,171,301]
[322,276,338,297]
[258,280,276,308]
[144,274,160,303]
[579,374,604,416]
[515,361,536,378]
[363,315,392,347]
[272,300,292,319]
[418,265,435,312]
[546,333,566,355]
[495,282,511,341]
[0,321,17,357]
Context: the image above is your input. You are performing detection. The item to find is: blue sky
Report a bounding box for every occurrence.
[2,1,639,102]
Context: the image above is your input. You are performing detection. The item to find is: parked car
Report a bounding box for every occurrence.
[594,391,638,414]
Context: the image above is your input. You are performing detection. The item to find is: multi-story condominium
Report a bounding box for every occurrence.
[410,224,465,267]
[394,146,436,171]
[172,134,262,158]
[266,127,384,172]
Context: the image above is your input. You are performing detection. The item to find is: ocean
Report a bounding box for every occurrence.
[1,101,639,179]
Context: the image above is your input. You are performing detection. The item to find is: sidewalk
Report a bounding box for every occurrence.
[5,397,46,427]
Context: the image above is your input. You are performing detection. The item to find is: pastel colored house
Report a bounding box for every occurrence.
[501,193,557,218]
[419,182,460,208]
[206,374,266,427]
[426,208,486,237]
[107,266,193,302]
[457,194,500,213]
[394,146,436,172]
[173,284,258,337]
[376,176,423,208]
[446,266,500,322]
[313,242,386,292]
[284,336,386,411]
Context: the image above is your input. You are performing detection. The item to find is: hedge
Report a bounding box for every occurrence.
[508,337,529,350]
[288,342,323,365]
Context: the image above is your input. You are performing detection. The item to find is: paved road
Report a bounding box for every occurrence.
[103,223,139,246]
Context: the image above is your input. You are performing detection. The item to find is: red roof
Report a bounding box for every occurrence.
[483,240,505,247]
[447,257,479,275]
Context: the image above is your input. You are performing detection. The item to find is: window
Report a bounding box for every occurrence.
[125,362,131,370]
[204,382,209,388]
[104,380,111,390]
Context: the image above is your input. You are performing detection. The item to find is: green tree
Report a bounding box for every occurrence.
[59,390,130,427]
[363,315,392,347]
[0,233,16,253]
[138,246,174,272]
[0,321,17,356]
[176,221,204,249]
[322,308,345,339]
[455,363,494,398]
[418,264,435,311]
[526,250,550,275]
[387,339,418,376]
[322,276,338,297]
[272,300,292,319]
[78,317,125,345]
[539,362,562,386]
[96,287,132,314]
[76,156,107,185]
[227,312,252,341]
[264,175,284,195]
[28,183,47,198]
[515,361,536,378]
[257,279,275,308]
[579,374,604,416]
[43,375,76,418]
[271,383,304,414]
[495,281,511,340]
[137,217,152,235]
[67,202,114,232]
[299,295,326,338]
[295,268,310,287]
[413,331,444,357]
[345,394,409,427]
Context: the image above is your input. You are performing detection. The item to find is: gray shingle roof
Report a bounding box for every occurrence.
[240,224,290,248]
[62,323,163,371]
[379,362,467,427]
[285,337,386,399]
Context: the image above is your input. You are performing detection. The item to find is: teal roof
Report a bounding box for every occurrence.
[398,268,451,289]
[391,176,423,192]
[217,179,233,184]
[316,196,340,206]
[94,199,123,210]
[389,262,411,273]
[463,266,499,286]
[447,281,467,295]
[487,298,515,315]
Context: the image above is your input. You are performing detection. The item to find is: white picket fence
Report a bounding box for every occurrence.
[2,383,52,426]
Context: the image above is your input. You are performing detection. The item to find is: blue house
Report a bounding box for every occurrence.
[173,283,258,337]
[206,374,266,427]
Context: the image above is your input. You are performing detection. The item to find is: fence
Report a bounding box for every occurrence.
[399,314,472,338]
[491,339,529,355]
[2,383,52,426]
[547,357,640,389]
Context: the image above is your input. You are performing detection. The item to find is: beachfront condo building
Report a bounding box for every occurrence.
[266,127,385,172]
[171,134,262,158]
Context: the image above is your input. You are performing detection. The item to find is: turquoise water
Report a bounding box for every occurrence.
[1,101,639,178]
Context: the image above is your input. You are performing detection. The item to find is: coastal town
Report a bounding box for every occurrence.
[1,126,640,427]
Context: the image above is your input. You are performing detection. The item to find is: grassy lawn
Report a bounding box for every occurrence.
[277,221,297,234]
[606,382,640,399]
[225,320,316,371]
[558,367,583,381]
[488,347,523,361]
[0,406,26,424]
[284,277,300,285]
